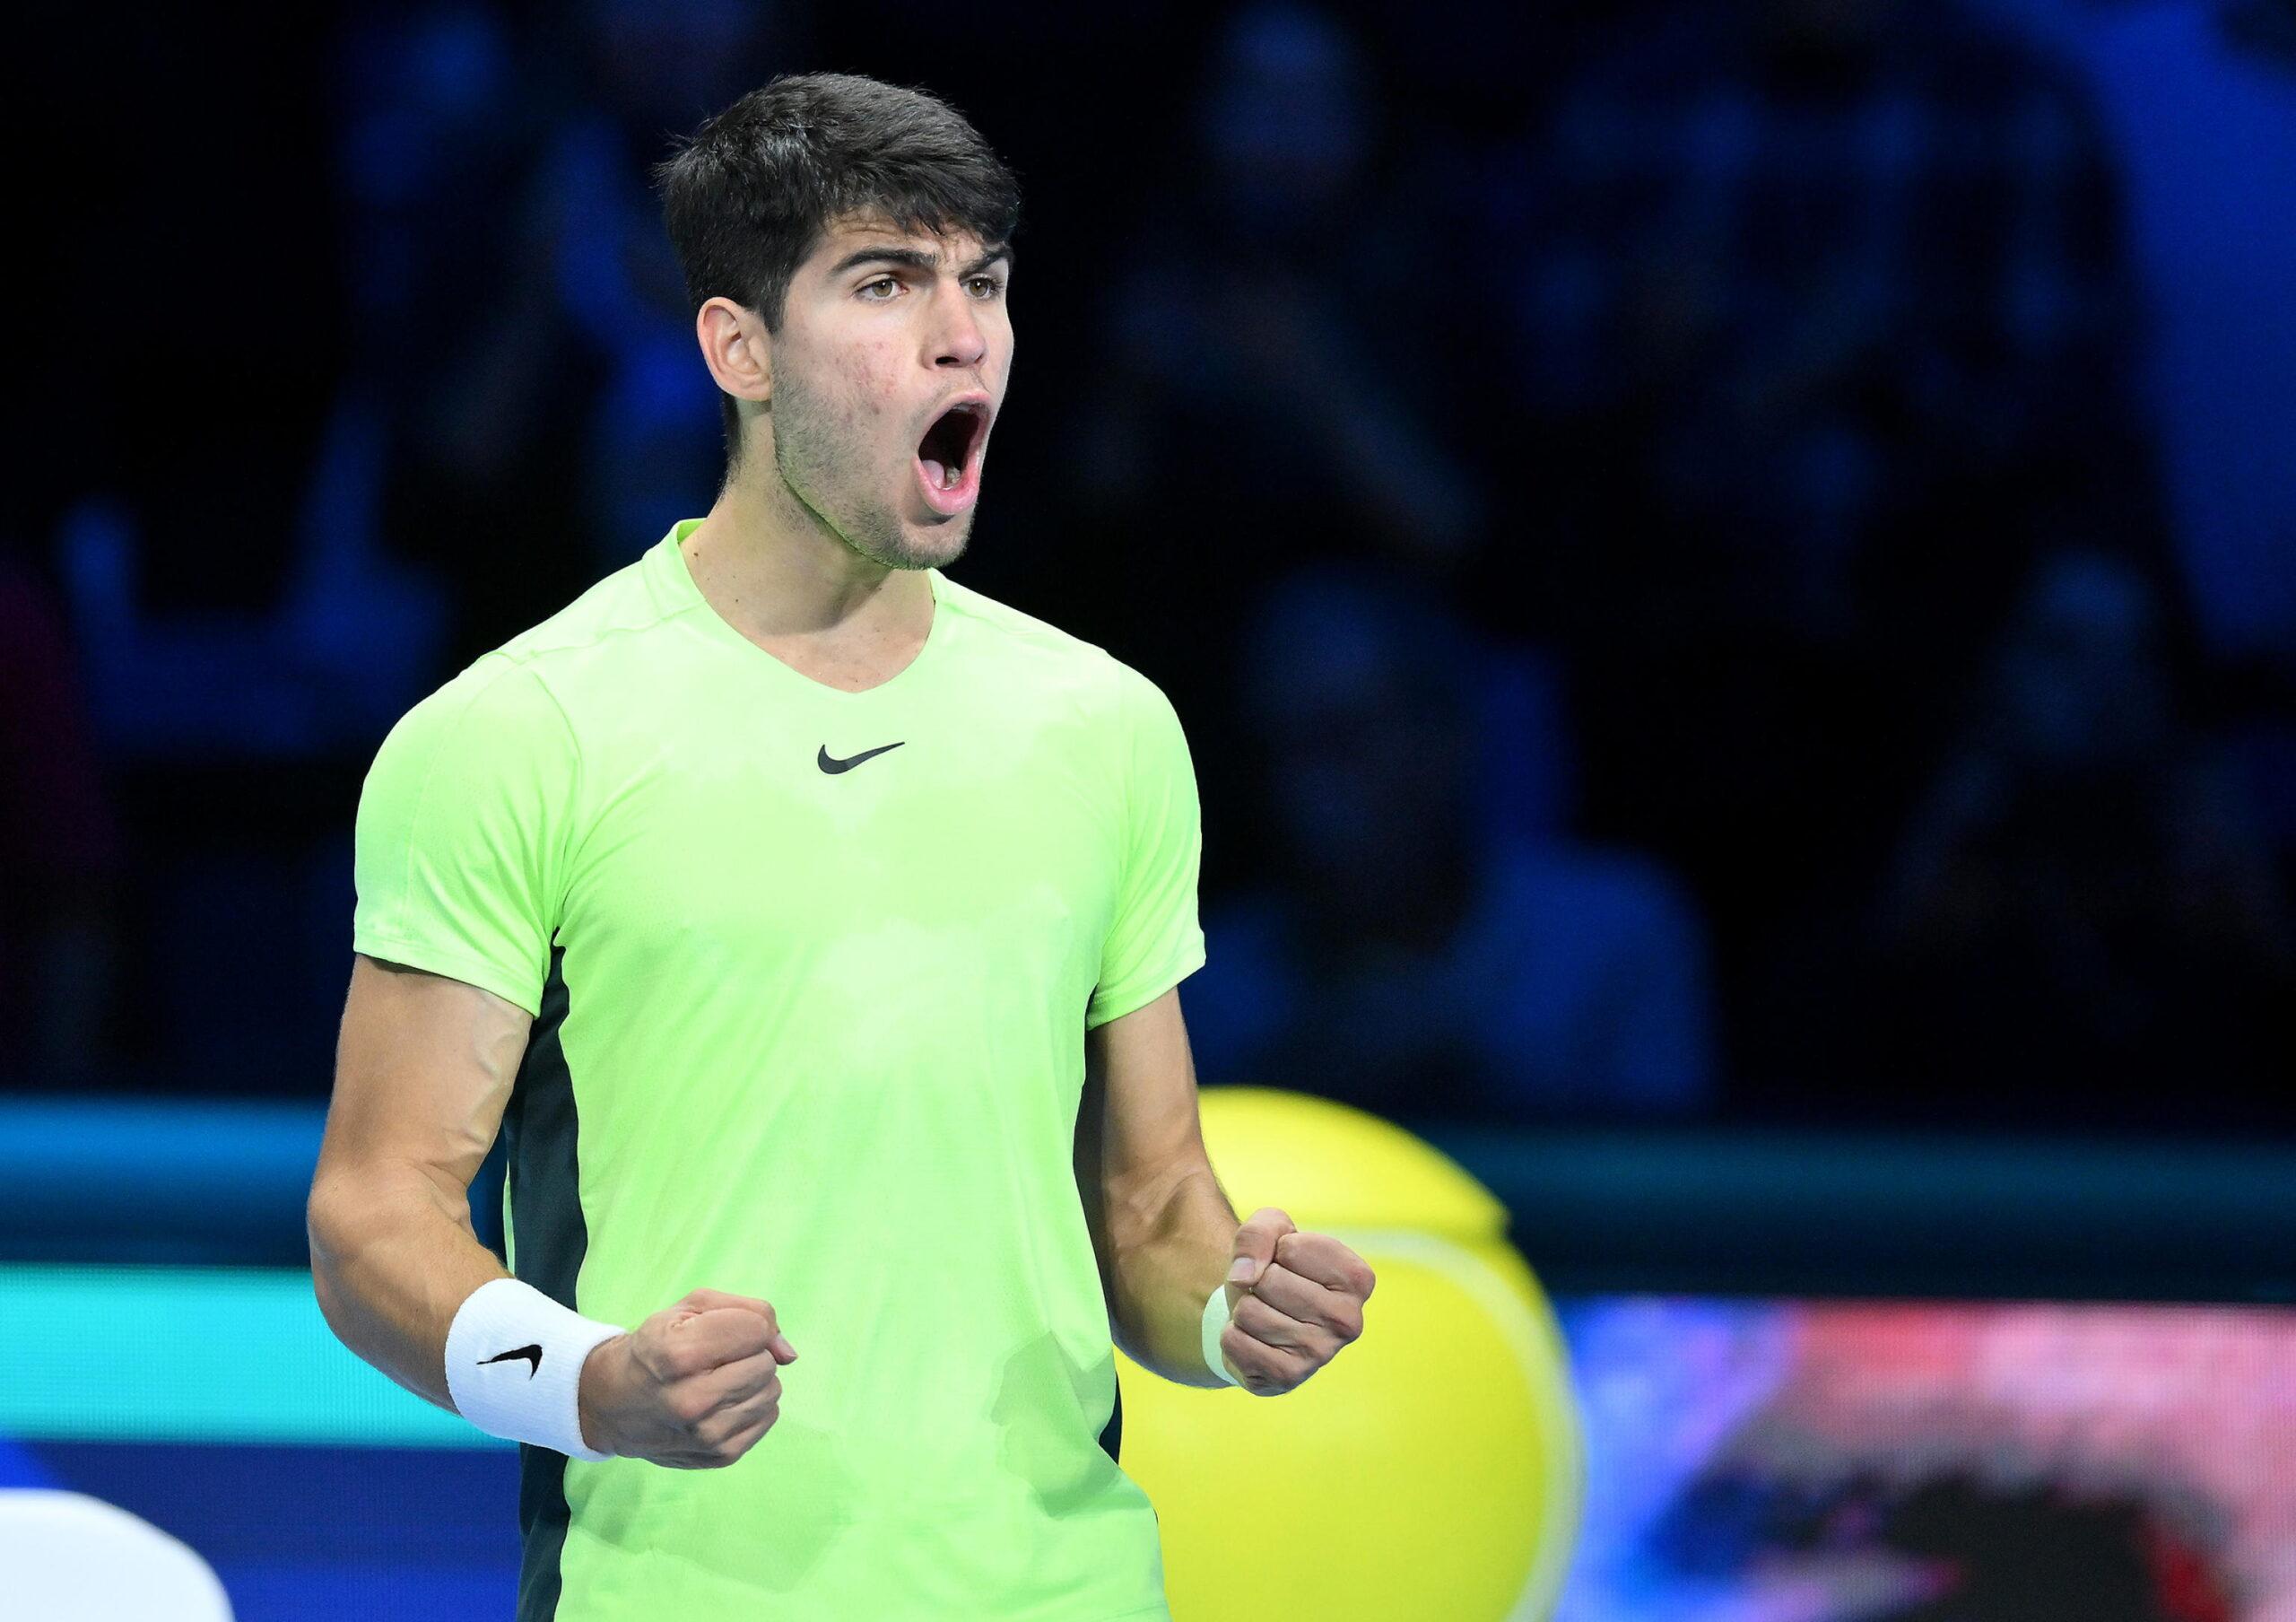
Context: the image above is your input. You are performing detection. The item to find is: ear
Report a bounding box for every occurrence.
[696,295,772,409]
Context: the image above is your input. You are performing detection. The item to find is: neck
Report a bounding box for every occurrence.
[683,440,933,650]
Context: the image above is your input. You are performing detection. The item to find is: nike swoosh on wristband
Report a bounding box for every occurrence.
[819,742,906,773]
[480,1344,544,1377]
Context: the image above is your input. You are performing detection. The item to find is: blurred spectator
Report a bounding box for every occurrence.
[49,2,496,763]
[1861,547,2296,1129]
[1979,0,2296,905]
[1062,0,1491,896]
[0,554,123,1079]
[1074,1,1483,573]
[1478,0,2156,1080]
[475,0,783,569]
[1985,0,2296,677]
[1182,562,1714,1121]
[361,0,790,664]
[52,483,446,765]
[23,0,2292,1139]
[1496,0,2144,641]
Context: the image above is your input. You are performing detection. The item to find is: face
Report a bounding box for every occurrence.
[1247,589,1469,894]
[761,213,1013,572]
[1201,3,1369,235]
[1998,551,2168,769]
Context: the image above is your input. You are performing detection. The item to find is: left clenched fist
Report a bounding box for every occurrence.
[1219,1207,1375,1396]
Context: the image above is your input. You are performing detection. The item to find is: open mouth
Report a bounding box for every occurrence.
[915,399,988,514]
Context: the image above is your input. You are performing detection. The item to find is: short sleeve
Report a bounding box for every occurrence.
[1086,667,1207,1030]
[352,658,579,1017]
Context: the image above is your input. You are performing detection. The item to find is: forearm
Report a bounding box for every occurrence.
[308,1163,513,1410]
[1106,1159,1239,1388]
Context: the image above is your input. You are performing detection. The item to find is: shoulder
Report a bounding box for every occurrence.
[417,554,695,736]
[486,554,682,667]
[932,570,1176,719]
[378,556,663,761]
[366,653,578,805]
[933,569,1107,662]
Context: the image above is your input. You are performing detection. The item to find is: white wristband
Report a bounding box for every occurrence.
[1201,1281,1243,1387]
[444,1278,625,1461]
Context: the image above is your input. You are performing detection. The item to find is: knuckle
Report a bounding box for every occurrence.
[1221,1321,1278,1375]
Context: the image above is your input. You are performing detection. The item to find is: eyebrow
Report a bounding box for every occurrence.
[827,243,1013,280]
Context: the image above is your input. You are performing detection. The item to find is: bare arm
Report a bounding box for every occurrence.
[1074,985,1239,1388]
[310,953,798,1466]
[1076,983,1377,1398]
[306,953,529,1411]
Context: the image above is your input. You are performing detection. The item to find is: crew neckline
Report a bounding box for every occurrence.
[657,517,953,702]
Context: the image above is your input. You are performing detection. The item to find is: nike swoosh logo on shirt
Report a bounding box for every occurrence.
[819,742,906,773]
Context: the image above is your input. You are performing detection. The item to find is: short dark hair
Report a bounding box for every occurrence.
[653,72,1022,468]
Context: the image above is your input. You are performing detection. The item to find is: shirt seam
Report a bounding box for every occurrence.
[350,927,540,1016]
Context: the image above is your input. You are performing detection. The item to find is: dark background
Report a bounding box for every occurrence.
[6,0,2294,1141]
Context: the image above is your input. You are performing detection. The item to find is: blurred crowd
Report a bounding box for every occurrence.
[7,0,2293,1134]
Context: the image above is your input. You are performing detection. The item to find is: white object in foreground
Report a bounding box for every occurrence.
[0,1488,232,1620]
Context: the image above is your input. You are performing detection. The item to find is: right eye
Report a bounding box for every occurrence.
[859,278,900,301]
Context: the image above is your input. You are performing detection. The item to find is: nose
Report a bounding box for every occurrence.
[928,278,988,370]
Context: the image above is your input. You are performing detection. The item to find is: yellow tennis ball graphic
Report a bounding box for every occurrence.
[1116,1087,1582,1620]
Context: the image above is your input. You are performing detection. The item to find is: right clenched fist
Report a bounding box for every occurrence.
[577,1287,798,1468]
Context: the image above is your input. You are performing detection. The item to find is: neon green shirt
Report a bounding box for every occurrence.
[352,518,1205,1620]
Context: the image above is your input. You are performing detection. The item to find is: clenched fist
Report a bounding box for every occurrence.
[1219,1208,1375,1396]
[577,1287,798,1468]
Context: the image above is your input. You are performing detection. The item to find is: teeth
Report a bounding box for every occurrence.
[943,461,960,490]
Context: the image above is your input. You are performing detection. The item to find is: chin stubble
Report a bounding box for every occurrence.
[770,380,951,571]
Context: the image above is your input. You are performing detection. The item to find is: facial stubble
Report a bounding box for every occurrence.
[768,366,972,573]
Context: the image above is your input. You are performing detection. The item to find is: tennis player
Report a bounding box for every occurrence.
[308,71,1374,1620]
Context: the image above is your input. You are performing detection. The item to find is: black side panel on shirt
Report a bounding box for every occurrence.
[505,942,583,1622]
[1099,1375,1121,1463]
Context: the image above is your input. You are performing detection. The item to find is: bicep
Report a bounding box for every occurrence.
[315,953,533,1206]
[1076,984,1206,1218]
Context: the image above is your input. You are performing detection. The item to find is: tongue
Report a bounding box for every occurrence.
[921,456,949,487]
